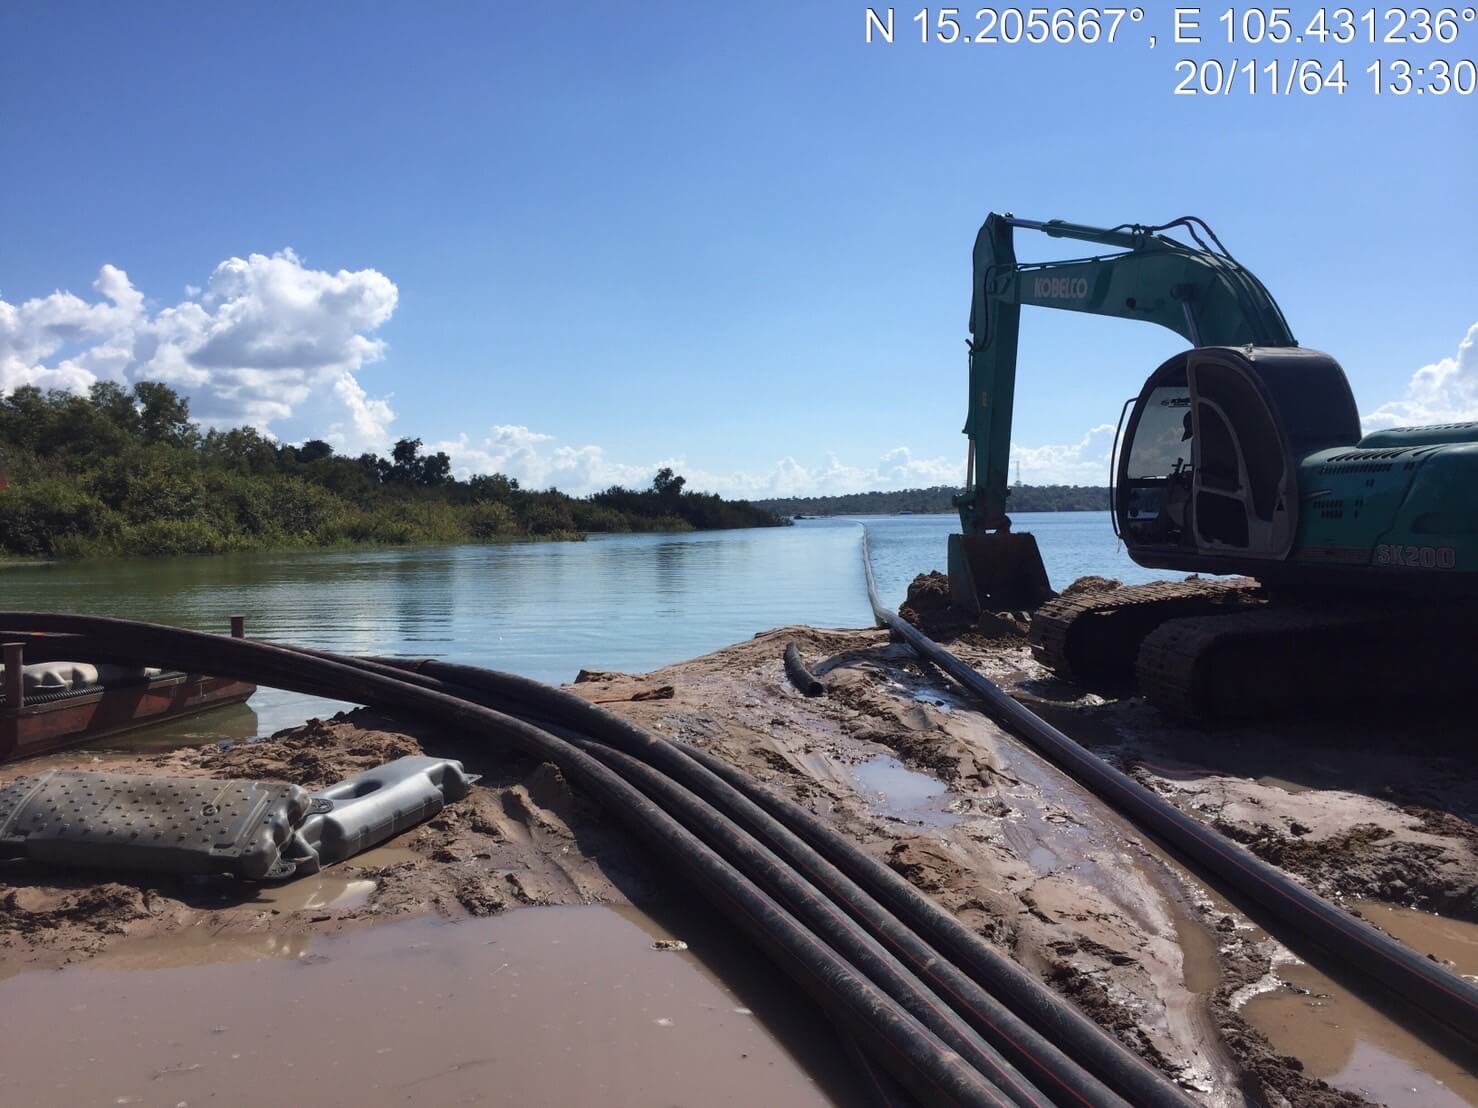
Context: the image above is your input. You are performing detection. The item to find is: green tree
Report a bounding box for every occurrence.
[653,467,686,499]
[133,381,198,447]
[297,439,334,464]
[388,437,424,484]
[202,426,280,475]
[88,381,142,436]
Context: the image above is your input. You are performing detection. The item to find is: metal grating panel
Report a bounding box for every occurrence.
[0,770,317,880]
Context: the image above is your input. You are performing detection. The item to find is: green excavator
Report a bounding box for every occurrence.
[950,213,1475,721]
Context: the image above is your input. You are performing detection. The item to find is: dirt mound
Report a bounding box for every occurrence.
[182,715,421,788]
[899,571,1026,641]
[898,572,959,632]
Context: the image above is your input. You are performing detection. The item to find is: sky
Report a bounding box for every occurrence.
[2,1,1474,496]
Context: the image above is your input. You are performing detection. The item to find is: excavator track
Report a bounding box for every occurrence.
[1029,578,1262,683]
[1137,600,1475,722]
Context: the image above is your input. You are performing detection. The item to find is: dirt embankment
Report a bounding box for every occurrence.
[2,589,1475,1107]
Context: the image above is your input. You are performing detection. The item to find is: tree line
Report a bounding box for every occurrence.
[0,382,783,558]
[752,484,1111,517]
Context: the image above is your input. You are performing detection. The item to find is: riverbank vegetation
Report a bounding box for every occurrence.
[753,484,1110,517]
[0,383,783,558]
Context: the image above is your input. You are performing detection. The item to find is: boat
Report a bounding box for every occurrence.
[1,640,255,763]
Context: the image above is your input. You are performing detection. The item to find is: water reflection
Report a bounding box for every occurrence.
[0,513,1163,739]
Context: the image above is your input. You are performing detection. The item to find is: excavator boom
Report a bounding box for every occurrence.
[950,213,1295,613]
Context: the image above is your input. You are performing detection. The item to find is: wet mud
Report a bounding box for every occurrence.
[580,614,1476,1106]
[2,592,1475,1106]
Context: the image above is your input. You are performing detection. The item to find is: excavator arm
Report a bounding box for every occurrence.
[949,213,1296,611]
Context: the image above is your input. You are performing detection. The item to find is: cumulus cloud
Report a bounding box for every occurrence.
[0,250,399,452]
[1011,424,1117,487]
[761,447,962,497]
[1364,323,1478,430]
[432,426,660,494]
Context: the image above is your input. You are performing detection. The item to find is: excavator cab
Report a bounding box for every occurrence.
[1116,346,1357,569]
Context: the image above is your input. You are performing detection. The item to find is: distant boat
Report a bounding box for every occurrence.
[896,510,915,515]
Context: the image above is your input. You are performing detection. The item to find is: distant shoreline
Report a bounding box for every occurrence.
[754,485,1111,518]
[0,383,786,561]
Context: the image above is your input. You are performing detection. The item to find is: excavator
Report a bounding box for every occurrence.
[949,213,1475,721]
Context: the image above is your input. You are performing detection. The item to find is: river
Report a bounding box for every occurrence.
[0,512,1165,734]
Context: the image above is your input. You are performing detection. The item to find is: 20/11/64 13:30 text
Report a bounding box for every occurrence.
[1172,55,1476,93]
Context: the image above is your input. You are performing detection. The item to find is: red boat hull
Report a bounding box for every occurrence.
[1,672,256,763]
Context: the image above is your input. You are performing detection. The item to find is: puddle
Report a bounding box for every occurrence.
[1352,900,1478,979]
[1242,956,1478,1107]
[247,841,423,911]
[911,689,954,713]
[851,755,959,827]
[0,904,851,1107]
[250,873,378,911]
[1242,909,1478,1108]
[1171,908,1222,996]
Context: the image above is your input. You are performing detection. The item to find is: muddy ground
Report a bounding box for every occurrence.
[2,582,1476,1107]
[0,713,661,973]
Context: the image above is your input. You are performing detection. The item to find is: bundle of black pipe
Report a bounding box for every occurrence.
[852,529,1478,1054]
[0,613,1191,1108]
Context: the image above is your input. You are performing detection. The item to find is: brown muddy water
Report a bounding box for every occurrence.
[0,904,857,1107]
[1241,901,1478,1107]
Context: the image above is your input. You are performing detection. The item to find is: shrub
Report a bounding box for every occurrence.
[570,503,631,533]
[114,517,239,557]
[521,499,577,536]
[464,501,518,539]
[0,481,116,556]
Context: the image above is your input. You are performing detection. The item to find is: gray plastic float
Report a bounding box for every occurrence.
[0,755,477,881]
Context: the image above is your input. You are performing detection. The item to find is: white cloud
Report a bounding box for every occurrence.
[1011,424,1117,487]
[0,250,399,452]
[730,447,964,498]
[433,426,1109,499]
[1364,323,1478,430]
[432,426,659,493]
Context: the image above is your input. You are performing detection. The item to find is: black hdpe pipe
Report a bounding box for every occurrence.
[19,628,1146,1108]
[352,655,1184,1108]
[0,614,1009,1108]
[853,529,1478,1048]
[784,641,826,696]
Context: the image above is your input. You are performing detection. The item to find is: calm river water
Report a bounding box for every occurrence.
[0,513,1164,734]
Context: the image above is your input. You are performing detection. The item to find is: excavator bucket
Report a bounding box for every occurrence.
[947,532,1054,616]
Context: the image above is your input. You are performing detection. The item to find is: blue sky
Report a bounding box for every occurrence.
[2,1,1474,495]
